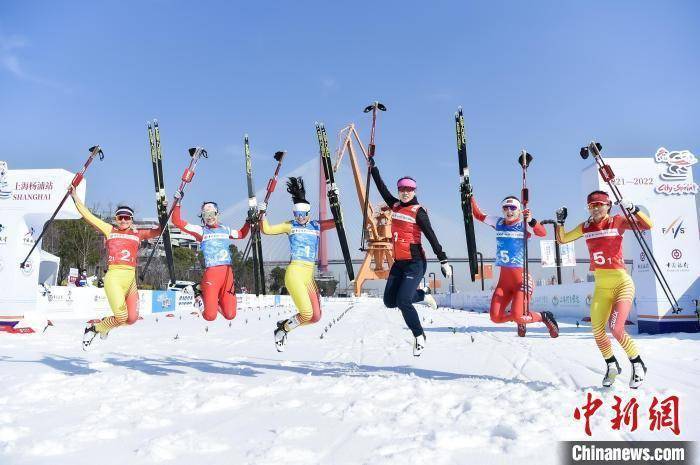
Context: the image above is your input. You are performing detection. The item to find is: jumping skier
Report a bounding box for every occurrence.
[470,194,559,338]
[259,177,335,352]
[555,191,652,388]
[171,200,249,322]
[368,158,451,356]
[69,186,162,349]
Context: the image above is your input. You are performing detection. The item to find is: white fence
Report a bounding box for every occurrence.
[434,282,619,322]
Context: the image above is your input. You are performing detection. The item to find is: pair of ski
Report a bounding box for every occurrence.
[141,122,208,283]
[456,108,535,316]
[240,136,286,296]
[315,123,355,282]
[146,121,176,286]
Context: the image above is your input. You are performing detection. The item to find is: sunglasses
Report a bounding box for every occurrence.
[293,211,310,218]
[502,205,518,211]
[116,215,133,221]
[587,202,607,209]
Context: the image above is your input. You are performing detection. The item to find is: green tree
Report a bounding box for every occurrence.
[44,217,103,283]
[230,244,257,292]
[173,247,198,279]
[268,266,286,294]
[316,277,339,296]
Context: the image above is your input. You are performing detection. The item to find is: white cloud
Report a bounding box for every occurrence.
[0,33,69,92]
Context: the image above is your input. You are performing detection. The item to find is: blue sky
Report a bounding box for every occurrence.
[1,1,698,286]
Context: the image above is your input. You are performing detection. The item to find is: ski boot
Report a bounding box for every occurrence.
[541,311,559,338]
[602,356,622,387]
[82,324,98,351]
[274,320,288,352]
[423,293,438,310]
[629,356,647,389]
[517,323,526,337]
[413,333,426,357]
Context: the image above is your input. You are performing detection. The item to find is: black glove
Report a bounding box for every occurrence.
[555,206,568,225]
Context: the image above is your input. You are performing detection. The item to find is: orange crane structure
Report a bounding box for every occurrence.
[332,124,394,296]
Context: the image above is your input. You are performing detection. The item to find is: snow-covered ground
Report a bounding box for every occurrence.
[1,298,698,465]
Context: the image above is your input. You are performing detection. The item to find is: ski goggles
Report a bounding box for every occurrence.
[293,210,310,218]
[201,210,218,219]
[501,197,521,210]
[587,202,608,209]
[115,215,133,221]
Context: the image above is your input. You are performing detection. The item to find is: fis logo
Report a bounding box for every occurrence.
[662,217,685,238]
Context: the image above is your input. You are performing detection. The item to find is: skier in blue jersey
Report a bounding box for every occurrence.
[259,177,336,351]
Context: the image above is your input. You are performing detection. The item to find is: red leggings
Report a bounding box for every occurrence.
[200,265,237,321]
[490,267,542,325]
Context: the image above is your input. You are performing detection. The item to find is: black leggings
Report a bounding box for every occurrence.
[383,259,427,337]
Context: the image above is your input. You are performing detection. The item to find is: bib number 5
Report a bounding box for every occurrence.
[593,251,606,265]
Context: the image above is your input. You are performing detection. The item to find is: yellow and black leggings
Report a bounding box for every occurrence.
[95,266,140,334]
[282,260,321,331]
[591,269,639,360]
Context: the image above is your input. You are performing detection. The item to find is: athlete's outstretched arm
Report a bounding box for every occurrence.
[555,223,583,244]
[525,212,547,237]
[171,203,204,241]
[70,189,112,237]
[231,221,251,239]
[470,196,498,228]
[260,218,292,235]
[138,225,162,240]
[416,208,448,262]
[620,210,653,230]
[370,164,399,206]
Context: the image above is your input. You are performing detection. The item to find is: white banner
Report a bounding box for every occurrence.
[560,242,576,267]
[435,282,600,324]
[540,240,557,268]
[0,165,85,318]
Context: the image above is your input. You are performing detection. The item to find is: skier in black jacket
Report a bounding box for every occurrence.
[369,158,452,356]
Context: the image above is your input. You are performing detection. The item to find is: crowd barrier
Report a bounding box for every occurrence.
[433,282,633,323]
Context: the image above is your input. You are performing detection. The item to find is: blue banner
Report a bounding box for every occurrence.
[152,290,176,313]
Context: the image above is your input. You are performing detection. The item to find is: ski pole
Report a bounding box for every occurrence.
[140,147,207,281]
[518,149,533,317]
[580,141,681,312]
[241,150,286,265]
[20,145,104,269]
[360,101,386,251]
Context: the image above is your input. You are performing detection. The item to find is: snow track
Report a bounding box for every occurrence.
[0,299,697,464]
